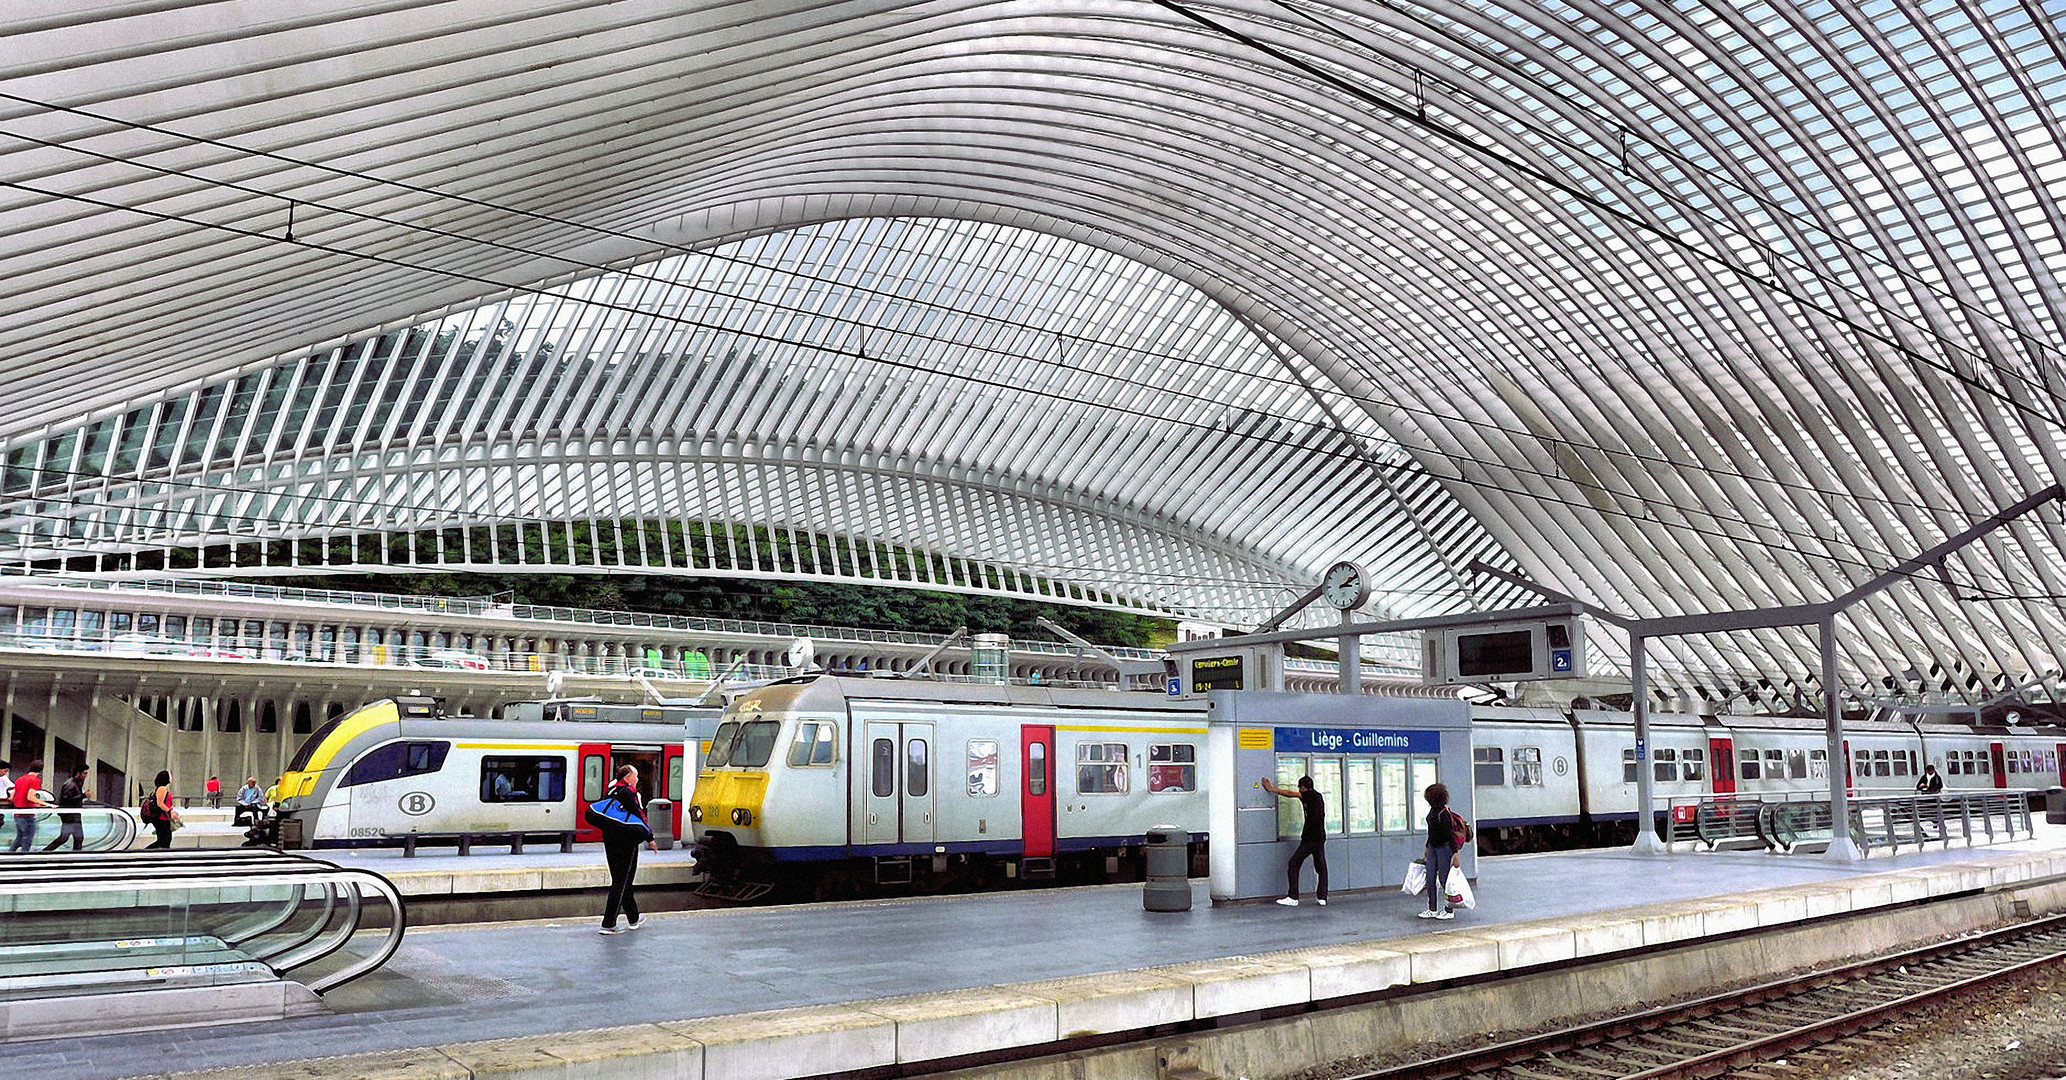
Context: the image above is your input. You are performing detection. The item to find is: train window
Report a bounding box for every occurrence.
[871,739,895,797]
[1027,742,1047,797]
[1764,750,1783,778]
[1622,748,1639,784]
[1875,750,1893,777]
[480,756,566,802]
[1380,757,1409,832]
[730,721,782,769]
[2046,751,2057,775]
[1474,747,1506,787]
[1782,750,1803,779]
[1740,749,1762,781]
[786,722,837,767]
[1892,752,1910,778]
[907,740,929,798]
[967,739,1000,797]
[341,741,451,787]
[582,754,606,801]
[705,722,741,768]
[1680,748,1704,782]
[667,755,684,801]
[1276,756,1307,838]
[1078,742,1131,794]
[1513,747,1544,787]
[1809,749,1828,778]
[1346,759,1377,832]
[1653,748,1678,783]
[1148,743,1196,792]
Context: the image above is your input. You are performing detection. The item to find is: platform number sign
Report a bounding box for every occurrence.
[1550,648,1574,673]
[398,791,437,817]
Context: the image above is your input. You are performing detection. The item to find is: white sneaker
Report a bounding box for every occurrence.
[626,918,646,931]
[1316,899,1328,906]
[1417,909,1440,919]
[598,924,624,935]
[1435,909,1455,920]
[1275,897,1299,907]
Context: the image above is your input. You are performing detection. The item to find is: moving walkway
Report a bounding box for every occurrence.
[0,850,404,1041]
[1,806,141,852]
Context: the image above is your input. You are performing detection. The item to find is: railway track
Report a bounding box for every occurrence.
[1344,913,2066,1080]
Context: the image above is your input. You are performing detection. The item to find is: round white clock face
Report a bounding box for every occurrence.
[1321,560,1368,610]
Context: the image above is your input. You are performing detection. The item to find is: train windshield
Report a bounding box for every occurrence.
[705,722,742,767]
[730,721,781,768]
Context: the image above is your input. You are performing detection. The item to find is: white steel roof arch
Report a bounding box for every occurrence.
[3,0,2064,705]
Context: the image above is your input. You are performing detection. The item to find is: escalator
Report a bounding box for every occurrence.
[0,850,405,1040]
[1,806,141,852]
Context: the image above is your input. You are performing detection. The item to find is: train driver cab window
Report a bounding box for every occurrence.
[1513,747,1544,787]
[1680,748,1705,782]
[705,721,741,767]
[481,756,566,802]
[1148,743,1196,792]
[786,721,837,767]
[1474,747,1506,786]
[1740,748,1762,781]
[1077,742,1130,794]
[967,739,1000,797]
[730,721,781,769]
[871,738,895,798]
[341,741,451,787]
[1653,748,1679,783]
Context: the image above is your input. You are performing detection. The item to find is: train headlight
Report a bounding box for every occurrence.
[687,805,703,823]
[730,807,754,826]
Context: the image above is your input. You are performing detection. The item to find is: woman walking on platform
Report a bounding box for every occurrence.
[1419,783,1466,920]
[591,764,657,934]
[143,770,176,849]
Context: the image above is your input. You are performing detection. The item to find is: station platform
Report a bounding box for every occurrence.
[29,827,2066,1080]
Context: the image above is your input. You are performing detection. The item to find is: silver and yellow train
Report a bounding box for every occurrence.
[687,675,2066,892]
[274,696,721,847]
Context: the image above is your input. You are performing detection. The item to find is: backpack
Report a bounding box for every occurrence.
[140,791,162,822]
[1448,808,1473,847]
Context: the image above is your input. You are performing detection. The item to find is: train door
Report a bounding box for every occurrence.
[663,744,686,838]
[1990,742,2008,789]
[901,723,935,846]
[574,742,611,843]
[863,723,901,846]
[1021,725,1055,860]
[1842,739,1853,793]
[2057,743,2066,785]
[1708,738,1736,795]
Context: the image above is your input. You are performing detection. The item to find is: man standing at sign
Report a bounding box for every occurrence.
[1261,774,1327,907]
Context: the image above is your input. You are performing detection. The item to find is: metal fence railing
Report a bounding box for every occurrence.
[1753,789,2038,855]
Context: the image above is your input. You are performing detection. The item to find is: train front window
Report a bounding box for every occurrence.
[481,756,567,802]
[787,721,837,767]
[704,721,742,767]
[341,741,451,787]
[731,721,781,768]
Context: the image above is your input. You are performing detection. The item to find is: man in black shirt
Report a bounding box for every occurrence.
[1261,774,1328,907]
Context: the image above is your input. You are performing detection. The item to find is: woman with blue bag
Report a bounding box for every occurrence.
[588,764,657,934]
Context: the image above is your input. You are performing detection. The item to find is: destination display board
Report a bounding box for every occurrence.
[1190,655,1245,691]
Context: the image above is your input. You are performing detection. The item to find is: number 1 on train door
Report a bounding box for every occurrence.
[1021,725,1055,860]
[575,742,610,843]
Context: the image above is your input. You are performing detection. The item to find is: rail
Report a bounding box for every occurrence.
[0,805,139,852]
[2,575,1163,659]
[0,850,405,1005]
[1755,788,2037,854]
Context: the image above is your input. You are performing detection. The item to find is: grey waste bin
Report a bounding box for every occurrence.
[2046,788,2066,826]
[649,798,675,849]
[1143,825,1191,912]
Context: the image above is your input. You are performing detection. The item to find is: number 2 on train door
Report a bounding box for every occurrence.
[1021,725,1055,860]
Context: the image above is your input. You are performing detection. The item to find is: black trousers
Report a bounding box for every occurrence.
[146,819,173,849]
[1286,840,1328,900]
[602,839,642,927]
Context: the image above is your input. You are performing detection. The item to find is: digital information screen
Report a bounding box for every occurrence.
[1455,628,1535,678]
[1190,655,1245,691]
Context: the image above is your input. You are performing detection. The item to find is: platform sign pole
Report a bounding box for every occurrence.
[1338,609,1359,696]
[1822,617,1864,861]
[1629,633,1666,854]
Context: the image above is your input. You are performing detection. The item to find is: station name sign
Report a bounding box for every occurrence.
[1273,726,1440,754]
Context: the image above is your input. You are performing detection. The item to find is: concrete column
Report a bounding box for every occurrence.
[1337,608,1359,696]
[1822,617,1863,861]
[1628,634,1666,855]
[1,676,15,771]
[42,680,60,771]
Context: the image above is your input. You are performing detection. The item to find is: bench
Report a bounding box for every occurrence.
[400,830,576,856]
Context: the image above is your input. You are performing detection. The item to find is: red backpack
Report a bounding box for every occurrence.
[1448,808,1473,847]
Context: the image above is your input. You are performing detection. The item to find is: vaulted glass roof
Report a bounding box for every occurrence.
[1,0,2062,704]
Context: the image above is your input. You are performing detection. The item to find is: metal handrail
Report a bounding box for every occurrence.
[1754,789,2040,855]
[0,805,139,852]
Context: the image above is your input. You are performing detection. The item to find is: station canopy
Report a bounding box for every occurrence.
[2,0,2063,709]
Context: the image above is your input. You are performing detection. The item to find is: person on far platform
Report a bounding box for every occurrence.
[9,760,54,852]
[205,775,222,809]
[1916,764,1944,794]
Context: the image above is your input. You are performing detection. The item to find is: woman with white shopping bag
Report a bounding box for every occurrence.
[1417,783,1471,920]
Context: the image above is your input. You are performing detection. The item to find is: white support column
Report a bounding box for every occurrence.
[1337,609,1359,696]
[1823,617,1864,861]
[1629,634,1667,854]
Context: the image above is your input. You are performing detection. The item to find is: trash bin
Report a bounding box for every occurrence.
[649,798,675,850]
[1143,825,1191,912]
[2045,787,2066,826]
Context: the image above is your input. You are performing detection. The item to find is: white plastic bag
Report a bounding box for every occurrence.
[1445,872,1477,910]
[1402,859,1427,896]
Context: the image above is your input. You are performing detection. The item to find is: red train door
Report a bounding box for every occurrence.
[1708,738,1736,795]
[663,744,686,839]
[1842,739,1853,793]
[1990,742,2008,789]
[2056,743,2066,785]
[574,742,611,843]
[1020,725,1055,860]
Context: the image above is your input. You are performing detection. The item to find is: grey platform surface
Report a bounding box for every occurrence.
[25,826,2066,1080]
